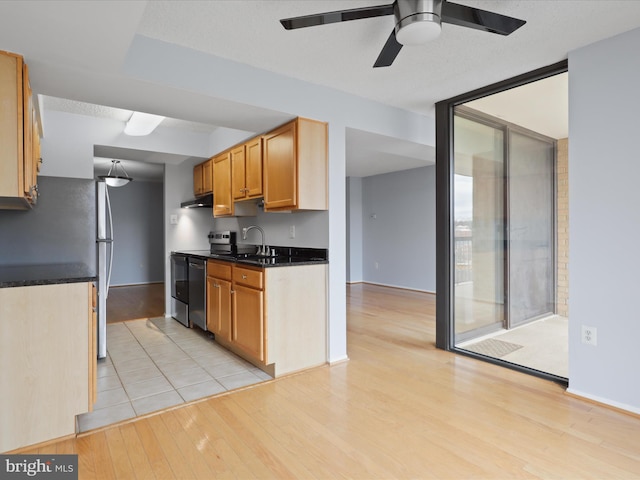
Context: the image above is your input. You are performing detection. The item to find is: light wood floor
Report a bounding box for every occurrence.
[18,283,640,478]
[107,283,165,323]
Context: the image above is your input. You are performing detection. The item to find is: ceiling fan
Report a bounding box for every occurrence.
[280,0,526,68]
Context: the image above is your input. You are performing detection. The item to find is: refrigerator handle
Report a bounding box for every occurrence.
[105,186,114,296]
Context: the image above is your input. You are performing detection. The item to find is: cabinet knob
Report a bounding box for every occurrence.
[230,290,235,295]
[242,274,247,279]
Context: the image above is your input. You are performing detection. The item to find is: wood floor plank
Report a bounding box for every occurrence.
[171,405,236,479]
[13,283,640,478]
[89,432,116,480]
[192,401,261,479]
[118,423,157,480]
[76,436,97,480]
[55,438,77,454]
[107,283,164,323]
[103,427,136,480]
[132,419,176,479]
[145,415,197,479]
[159,409,217,480]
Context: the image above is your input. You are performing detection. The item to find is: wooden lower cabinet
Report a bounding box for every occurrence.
[232,283,265,362]
[206,260,327,377]
[0,282,95,452]
[207,276,232,342]
[207,260,232,342]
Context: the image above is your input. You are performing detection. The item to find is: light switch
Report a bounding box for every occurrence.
[170,214,178,225]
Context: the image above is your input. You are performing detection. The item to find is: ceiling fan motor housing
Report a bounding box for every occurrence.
[394,0,443,45]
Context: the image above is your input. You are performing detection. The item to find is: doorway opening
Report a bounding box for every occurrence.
[435,62,568,381]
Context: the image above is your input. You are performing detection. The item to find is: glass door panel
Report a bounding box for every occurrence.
[508,132,555,327]
[453,114,505,342]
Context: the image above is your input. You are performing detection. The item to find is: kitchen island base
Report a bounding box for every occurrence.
[213,263,327,378]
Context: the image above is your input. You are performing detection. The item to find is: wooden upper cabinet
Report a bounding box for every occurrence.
[194,159,213,197]
[263,117,327,211]
[193,163,203,196]
[232,137,263,201]
[231,144,246,201]
[0,50,40,210]
[245,137,263,198]
[202,159,213,194]
[213,151,233,217]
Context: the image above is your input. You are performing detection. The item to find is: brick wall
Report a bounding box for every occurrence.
[556,138,569,317]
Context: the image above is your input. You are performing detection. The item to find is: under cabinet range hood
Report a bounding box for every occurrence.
[181,194,213,209]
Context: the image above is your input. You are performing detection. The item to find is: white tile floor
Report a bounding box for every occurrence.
[77,316,272,433]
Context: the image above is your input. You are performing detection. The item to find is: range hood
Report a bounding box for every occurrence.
[181,194,213,209]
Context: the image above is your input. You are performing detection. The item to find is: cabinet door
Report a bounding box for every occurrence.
[22,63,34,202]
[207,276,232,341]
[202,159,213,194]
[231,145,246,201]
[217,278,232,342]
[193,163,203,196]
[0,52,22,200]
[232,284,264,361]
[263,121,296,209]
[213,152,233,216]
[206,275,220,334]
[245,137,263,198]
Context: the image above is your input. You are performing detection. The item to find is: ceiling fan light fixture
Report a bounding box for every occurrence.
[124,111,165,136]
[395,13,442,45]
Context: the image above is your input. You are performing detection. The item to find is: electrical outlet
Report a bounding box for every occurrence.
[170,214,178,225]
[375,262,379,270]
[289,225,295,239]
[581,325,597,346]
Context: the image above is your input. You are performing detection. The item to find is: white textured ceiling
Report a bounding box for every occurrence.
[1,1,639,177]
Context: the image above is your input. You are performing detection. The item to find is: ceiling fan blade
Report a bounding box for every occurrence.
[373,29,403,68]
[441,1,526,36]
[280,3,394,30]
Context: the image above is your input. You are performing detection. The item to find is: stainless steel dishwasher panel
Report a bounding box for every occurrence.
[188,258,207,330]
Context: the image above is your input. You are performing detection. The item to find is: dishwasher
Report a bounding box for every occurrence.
[188,257,207,330]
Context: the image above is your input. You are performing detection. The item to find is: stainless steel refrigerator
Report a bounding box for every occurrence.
[96,181,113,359]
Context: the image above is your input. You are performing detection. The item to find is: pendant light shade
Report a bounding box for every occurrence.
[99,160,133,187]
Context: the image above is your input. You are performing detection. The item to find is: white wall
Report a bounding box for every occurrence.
[360,166,436,292]
[40,111,213,179]
[567,26,640,413]
[346,177,364,283]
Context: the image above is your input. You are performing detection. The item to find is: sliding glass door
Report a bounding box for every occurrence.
[452,107,556,342]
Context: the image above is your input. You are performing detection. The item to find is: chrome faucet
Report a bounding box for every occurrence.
[242,225,269,256]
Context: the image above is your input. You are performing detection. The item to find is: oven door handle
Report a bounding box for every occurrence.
[188,262,205,269]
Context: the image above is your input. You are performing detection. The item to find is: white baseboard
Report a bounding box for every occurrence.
[328,355,349,366]
[352,280,435,295]
[566,388,640,416]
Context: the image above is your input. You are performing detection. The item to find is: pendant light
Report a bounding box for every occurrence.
[99,160,133,187]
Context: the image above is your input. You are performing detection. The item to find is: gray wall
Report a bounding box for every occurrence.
[0,176,95,270]
[350,166,436,292]
[108,180,164,286]
[567,26,640,413]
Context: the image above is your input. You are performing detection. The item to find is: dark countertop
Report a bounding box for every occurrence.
[173,247,328,268]
[0,263,97,288]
